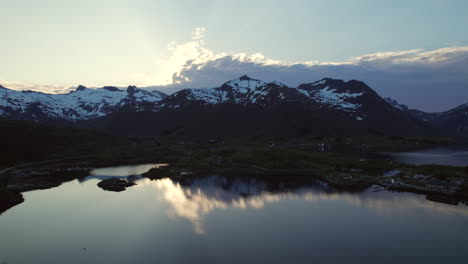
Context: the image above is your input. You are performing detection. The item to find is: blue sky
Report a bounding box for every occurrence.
[1,0,467,111]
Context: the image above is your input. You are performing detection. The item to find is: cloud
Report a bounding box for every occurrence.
[147,30,468,111]
[0,80,75,94]
[130,27,224,87]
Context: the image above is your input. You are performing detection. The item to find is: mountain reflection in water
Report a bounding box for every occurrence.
[145,176,468,234]
[89,164,162,177]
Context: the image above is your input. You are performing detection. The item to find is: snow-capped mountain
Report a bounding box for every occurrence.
[297,79,366,111]
[0,76,409,122]
[1,76,434,138]
[0,85,166,121]
[157,76,400,122]
[158,75,295,108]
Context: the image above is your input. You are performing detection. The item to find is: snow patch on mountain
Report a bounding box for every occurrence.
[226,78,264,94]
[187,88,223,104]
[313,79,328,86]
[297,84,364,111]
[313,86,363,110]
[385,97,409,111]
[225,76,285,94]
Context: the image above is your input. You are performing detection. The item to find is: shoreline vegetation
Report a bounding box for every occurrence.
[1,141,468,214]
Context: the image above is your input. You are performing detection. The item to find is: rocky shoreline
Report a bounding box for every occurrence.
[0,190,24,215]
[6,168,91,193]
[0,167,92,214]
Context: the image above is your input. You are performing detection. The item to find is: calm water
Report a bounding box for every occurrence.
[1,165,467,264]
[388,146,468,166]
[89,163,162,177]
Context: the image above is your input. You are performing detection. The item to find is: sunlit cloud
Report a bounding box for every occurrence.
[131,27,223,86]
[148,29,468,111]
[445,41,461,47]
[0,80,74,94]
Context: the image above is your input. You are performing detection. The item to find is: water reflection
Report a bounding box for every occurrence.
[76,163,164,183]
[78,175,143,183]
[387,146,468,166]
[2,166,467,264]
[145,176,468,234]
[89,163,162,177]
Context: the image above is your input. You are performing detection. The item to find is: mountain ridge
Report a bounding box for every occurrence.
[1,76,461,138]
[154,76,405,122]
[384,97,467,137]
[0,85,167,122]
[77,76,435,139]
[409,104,468,137]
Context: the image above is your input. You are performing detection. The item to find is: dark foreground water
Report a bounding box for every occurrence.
[1,163,467,264]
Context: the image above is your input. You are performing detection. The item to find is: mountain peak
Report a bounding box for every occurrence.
[127,85,138,93]
[103,86,120,92]
[312,78,345,86]
[224,76,286,89]
[239,75,254,81]
[223,76,263,89]
[76,85,87,91]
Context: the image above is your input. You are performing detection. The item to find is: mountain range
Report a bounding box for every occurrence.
[0,84,166,122]
[1,76,466,139]
[384,97,468,137]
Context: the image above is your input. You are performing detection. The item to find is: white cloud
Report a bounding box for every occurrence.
[0,79,74,94]
[150,29,468,111]
[131,27,223,86]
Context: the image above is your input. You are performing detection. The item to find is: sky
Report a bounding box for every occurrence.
[1,0,467,111]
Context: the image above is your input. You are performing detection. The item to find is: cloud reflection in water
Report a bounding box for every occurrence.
[138,176,468,234]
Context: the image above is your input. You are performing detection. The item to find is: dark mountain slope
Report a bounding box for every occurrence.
[0,119,128,167]
[385,97,468,137]
[84,100,434,141]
